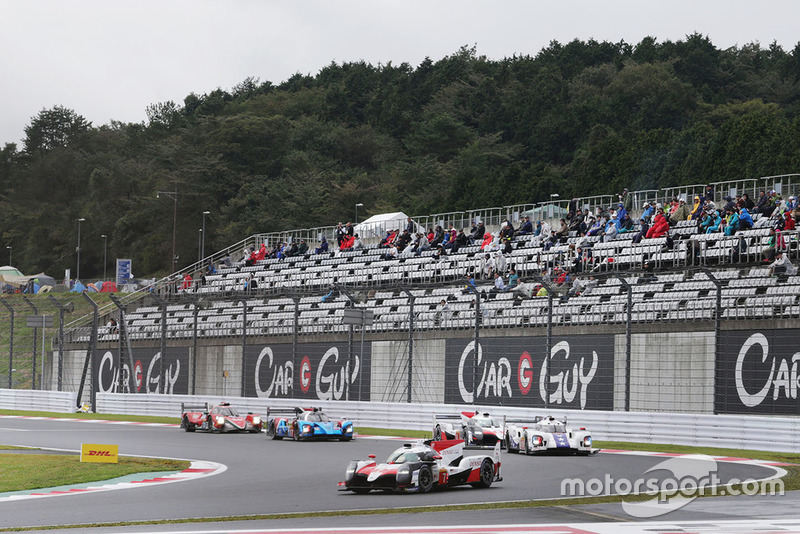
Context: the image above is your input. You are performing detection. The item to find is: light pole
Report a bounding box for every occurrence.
[197,228,203,263]
[76,218,86,281]
[5,246,10,265]
[201,210,211,262]
[101,234,108,281]
[157,191,179,273]
[355,203,364,225]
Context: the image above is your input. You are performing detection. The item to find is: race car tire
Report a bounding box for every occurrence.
[350,488,371,494]
[292,423,300,441]
[417,465,434,493]
[433,426,442,441]
[182,417,195,432]
[505,433,517,453]
[470,458,494,489]
[267,422,282,440]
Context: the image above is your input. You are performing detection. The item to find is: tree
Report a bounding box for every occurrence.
[23,106,91,154]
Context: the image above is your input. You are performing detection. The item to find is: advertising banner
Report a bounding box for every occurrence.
[444,335,615,410]
[244,341,371,401]
[95,347,190,395]
[716,329,800,415]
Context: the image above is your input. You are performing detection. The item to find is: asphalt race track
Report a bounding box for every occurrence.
[0,416,789,533]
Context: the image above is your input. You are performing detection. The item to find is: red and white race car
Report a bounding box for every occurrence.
[340,439,502,493]
[180,402,262,433]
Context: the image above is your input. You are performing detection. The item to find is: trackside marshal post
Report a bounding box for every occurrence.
[80,444,119,463]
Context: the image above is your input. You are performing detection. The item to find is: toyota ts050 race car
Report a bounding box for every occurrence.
[180,402,263,433]
[433,411,504,448]
[266,407,354,441]
[340,439,502,493]
[504,416,598,455]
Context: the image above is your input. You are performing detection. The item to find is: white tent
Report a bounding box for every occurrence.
[354,212,421,239]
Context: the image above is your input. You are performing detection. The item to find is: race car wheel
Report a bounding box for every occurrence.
[267,422,282,440]
[471,458,494,489]
[292,423,300,441]
[182,417,195,432]
[417,465,434,493]
[505,433,517,453]
[433,426,442,440]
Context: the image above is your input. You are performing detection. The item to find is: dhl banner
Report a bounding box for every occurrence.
[80,443,119,464]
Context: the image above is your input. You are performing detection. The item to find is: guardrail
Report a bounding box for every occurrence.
[93,393,800,454]
[4,390,798,453]
[0,388,75,413]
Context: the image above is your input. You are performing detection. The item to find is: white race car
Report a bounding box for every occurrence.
[433,411,504,448]
[504,416,598,455]
[340,439,502,493]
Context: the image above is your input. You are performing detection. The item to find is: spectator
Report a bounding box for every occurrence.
[614,202,628,230]
[396,230,412,251]
[352,234,364,250]
[431,226,445,247]
[412,232,430,255]
[480,232,495,251]
[254,242,267,261]
[315,236,329,254]
[479,253,495,279]
[244,273,258,292]
[490,272,508,292]
[620,188,632,212]
[618,214,634,233]
[704,210,723,233]
[555,219,569,240]
[434,299,451,326]
[602,218,618,242]
[670,197,691,224]
[787,195,798,211]
[768,250,798,276]
[339,234,355,250]
[783,212,796,231]
[738,207,754,231]
[405,217,415,235]
[449,229,469,253]
[346,222,354,237]
[641,201,656,224]
[335,222,345,247]
[471,221,486,243]
[763,228,779,262]
[723,208,739,236]
[741,193,756,210]
[285,241,299,256]
[516,216,533,236]
[464,273,478,293]
[499,220,514,240]
[180,273,193,290]
[508,268,519,288]
[687,196,703,221]
[296,240,309,256]
[646,208,670,238]
[106,317,118,333]
[494,249,507,274]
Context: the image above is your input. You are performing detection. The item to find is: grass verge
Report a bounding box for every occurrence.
[0,454,189,493]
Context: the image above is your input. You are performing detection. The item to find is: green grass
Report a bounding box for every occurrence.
[0,453,189,493]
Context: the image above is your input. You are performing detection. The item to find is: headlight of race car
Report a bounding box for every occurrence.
[344,424,353,433]
[251,416,261,426]
[302,424,313,434]
[215,416,225,426]
[532,435,543,446]
[473,429,483,437]
[345,461,358,482]
[396,464,412,486]
[583,436,592,447]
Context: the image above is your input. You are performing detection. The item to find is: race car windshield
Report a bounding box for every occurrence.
[536,423,566,433]
[305,413,329,422]
[214,407,239,417]
[474,417,499,427]
[387,450,421,464]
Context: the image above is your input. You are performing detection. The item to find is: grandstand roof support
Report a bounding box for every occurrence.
[613,274,632,412]
[21,297,38,391]
[0,298,14,389]
[151,294,168,395]
[234,298,248,399]
[400,287,416,404]
[700,268,722,415]
[76,292,98,412]
[48,296,74,393]
[532,275,554,410]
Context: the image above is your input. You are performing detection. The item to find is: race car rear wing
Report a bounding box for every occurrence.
[180,402,209,413]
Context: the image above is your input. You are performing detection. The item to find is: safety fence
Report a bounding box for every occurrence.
[3,388,798,453]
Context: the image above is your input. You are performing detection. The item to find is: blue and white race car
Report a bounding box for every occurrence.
[266,407,354,441]
[504,415,598,455]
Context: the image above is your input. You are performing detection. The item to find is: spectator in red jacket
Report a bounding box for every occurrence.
[646,209,670,239]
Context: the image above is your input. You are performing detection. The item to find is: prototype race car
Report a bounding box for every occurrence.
[504,415,598,455]
[266,407,354,441]
[340,439,502,493]
[433,411,504,447]
[180,402,263,433]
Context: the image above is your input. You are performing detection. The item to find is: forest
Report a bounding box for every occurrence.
[1,34,800,280]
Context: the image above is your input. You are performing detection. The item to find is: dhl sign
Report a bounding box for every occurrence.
[80,443,119,464]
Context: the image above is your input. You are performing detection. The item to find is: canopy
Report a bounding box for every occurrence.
[0,265,23,277]
[0,271,56,290]
[354,212,420,239]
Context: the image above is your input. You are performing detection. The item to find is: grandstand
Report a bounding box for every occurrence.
[45,173,800,415]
